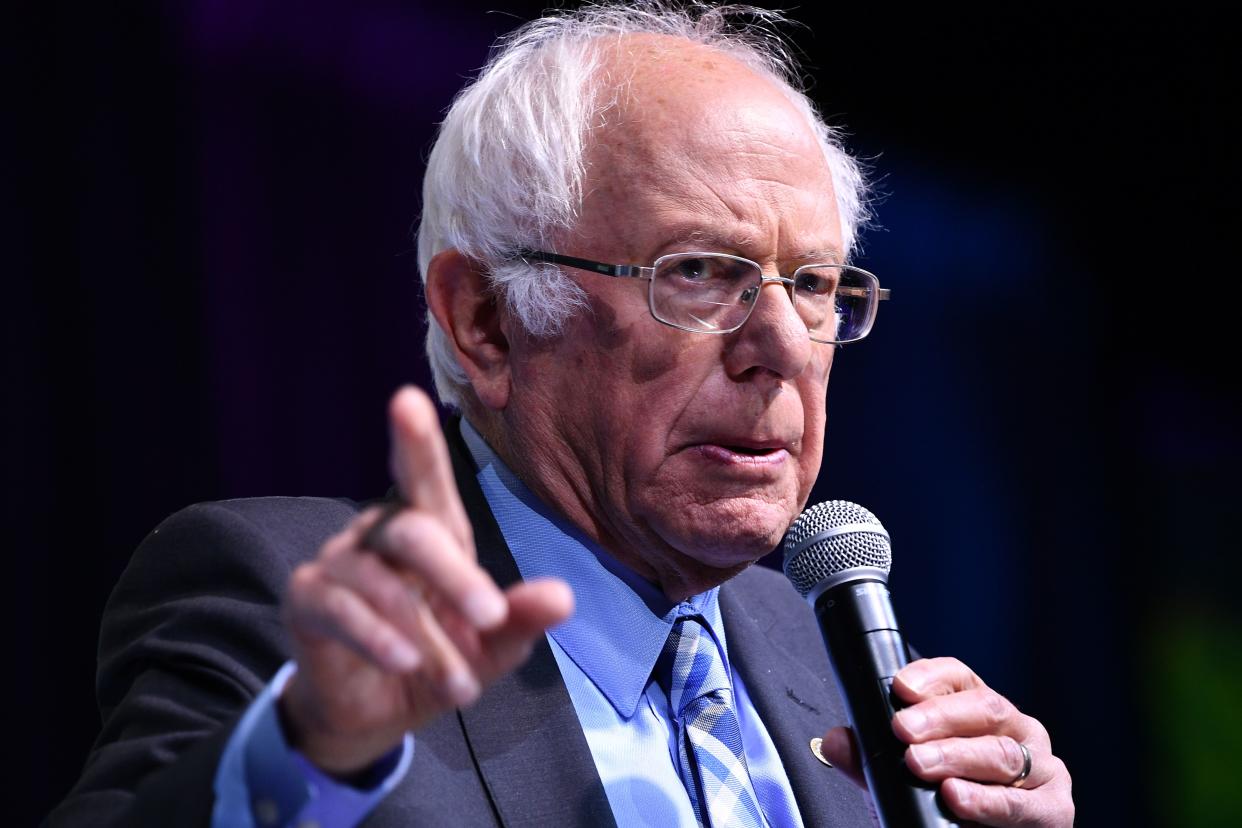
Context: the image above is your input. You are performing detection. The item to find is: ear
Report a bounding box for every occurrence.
[424,249,511,411]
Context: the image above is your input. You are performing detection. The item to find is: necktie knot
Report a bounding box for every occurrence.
[663,615,733,716]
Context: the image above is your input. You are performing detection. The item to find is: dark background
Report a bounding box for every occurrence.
[11,2,1239,825]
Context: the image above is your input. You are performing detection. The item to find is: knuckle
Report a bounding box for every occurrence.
[320,585,353,619]
[371,573,416,618]
[970,785,1023,822]
[1024,714,1052,748]
[996,735,1026,776]
[931,656,967,680]
[998,786,1026,821]
[939,655,983,687]
[981,689,1012,728]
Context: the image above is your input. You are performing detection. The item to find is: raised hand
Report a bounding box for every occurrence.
[278,386,574,775]
[819,657,1074,827]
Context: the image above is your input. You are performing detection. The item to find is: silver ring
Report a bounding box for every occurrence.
[1010,742,1032,788]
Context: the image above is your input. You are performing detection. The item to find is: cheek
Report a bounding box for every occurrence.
[797,435,824,500]
[795,353,833,490]
[571,304,701,481]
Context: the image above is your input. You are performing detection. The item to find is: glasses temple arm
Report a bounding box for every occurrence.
[836,286,892,301]
[518,250,649,279]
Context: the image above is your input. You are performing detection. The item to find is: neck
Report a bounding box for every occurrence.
[474,413,749,604]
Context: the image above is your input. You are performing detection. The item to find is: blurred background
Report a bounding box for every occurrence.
[9,2,1238,825]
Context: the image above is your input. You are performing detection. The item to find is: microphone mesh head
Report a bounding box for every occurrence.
[783,500,892,597]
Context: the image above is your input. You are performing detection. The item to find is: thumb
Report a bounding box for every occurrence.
[819,726,867,788]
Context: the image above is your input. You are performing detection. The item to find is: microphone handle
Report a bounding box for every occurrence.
[814,578,959,828]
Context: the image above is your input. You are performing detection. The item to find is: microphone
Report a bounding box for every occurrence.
[783,501,958,828]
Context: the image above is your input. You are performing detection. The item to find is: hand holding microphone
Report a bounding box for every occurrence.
[784,502,1074,828]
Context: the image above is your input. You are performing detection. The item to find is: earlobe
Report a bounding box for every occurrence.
[424,249,511,411]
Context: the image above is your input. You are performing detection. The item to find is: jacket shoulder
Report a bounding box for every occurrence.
[48,496,363,827]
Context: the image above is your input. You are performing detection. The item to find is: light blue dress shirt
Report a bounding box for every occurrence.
[210,420,805,827]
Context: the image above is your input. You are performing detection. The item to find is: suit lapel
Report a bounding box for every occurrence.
[446,420,617,828]
[721,573,875,827]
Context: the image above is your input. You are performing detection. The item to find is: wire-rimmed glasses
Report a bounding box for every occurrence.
[518,250,890,344]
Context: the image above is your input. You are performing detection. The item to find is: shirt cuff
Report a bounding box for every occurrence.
[212,661,414,828]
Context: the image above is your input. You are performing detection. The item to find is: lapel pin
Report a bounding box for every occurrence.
[809,737,833,767]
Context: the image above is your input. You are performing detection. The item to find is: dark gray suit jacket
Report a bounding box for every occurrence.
[48,422,874,826]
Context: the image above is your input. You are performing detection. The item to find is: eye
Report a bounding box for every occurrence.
[794,268,838,296]
[669,257,717,282]
[661,255,756,283]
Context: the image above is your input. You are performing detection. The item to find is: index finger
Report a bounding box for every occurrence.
[893,657,985,703]
[388,386,474,550]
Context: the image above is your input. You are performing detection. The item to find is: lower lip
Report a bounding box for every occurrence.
[693,444,790,468]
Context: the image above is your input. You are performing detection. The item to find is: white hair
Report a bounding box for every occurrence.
[416,1,871,408]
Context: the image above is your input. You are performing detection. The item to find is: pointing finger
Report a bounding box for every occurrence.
[893,687,1041,746]
[388,386,474,550]
[893,657,985,703]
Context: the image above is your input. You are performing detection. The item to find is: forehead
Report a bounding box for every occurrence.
[571,35,842,261]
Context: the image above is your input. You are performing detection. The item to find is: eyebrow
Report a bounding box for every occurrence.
[670,228,845,264]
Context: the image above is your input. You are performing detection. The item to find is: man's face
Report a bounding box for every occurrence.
[500,40,842,597]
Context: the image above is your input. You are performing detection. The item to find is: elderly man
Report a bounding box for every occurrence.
[51,3,1073,827]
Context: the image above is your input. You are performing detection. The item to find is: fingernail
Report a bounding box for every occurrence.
[908,743,941,770]
[447,671,480,706]
[464,591,507,628]
[897,708,928,736]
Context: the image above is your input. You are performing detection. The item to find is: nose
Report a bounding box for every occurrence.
[723,278,815,382]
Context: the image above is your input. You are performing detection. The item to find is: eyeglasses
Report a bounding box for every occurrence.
[518,250,890,344]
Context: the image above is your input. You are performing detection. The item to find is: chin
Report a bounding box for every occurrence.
[657,495,796,568]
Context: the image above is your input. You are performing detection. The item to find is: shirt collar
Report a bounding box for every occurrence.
[460,419,728,718]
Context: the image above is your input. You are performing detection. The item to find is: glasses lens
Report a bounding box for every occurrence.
[790,265,839,341]
[794,265,877,343]
[650,255,879,343]
[650,254,761,332]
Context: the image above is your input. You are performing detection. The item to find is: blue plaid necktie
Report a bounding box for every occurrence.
[663,614,766,828]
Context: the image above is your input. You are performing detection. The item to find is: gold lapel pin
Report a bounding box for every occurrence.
[809,737,833,767]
